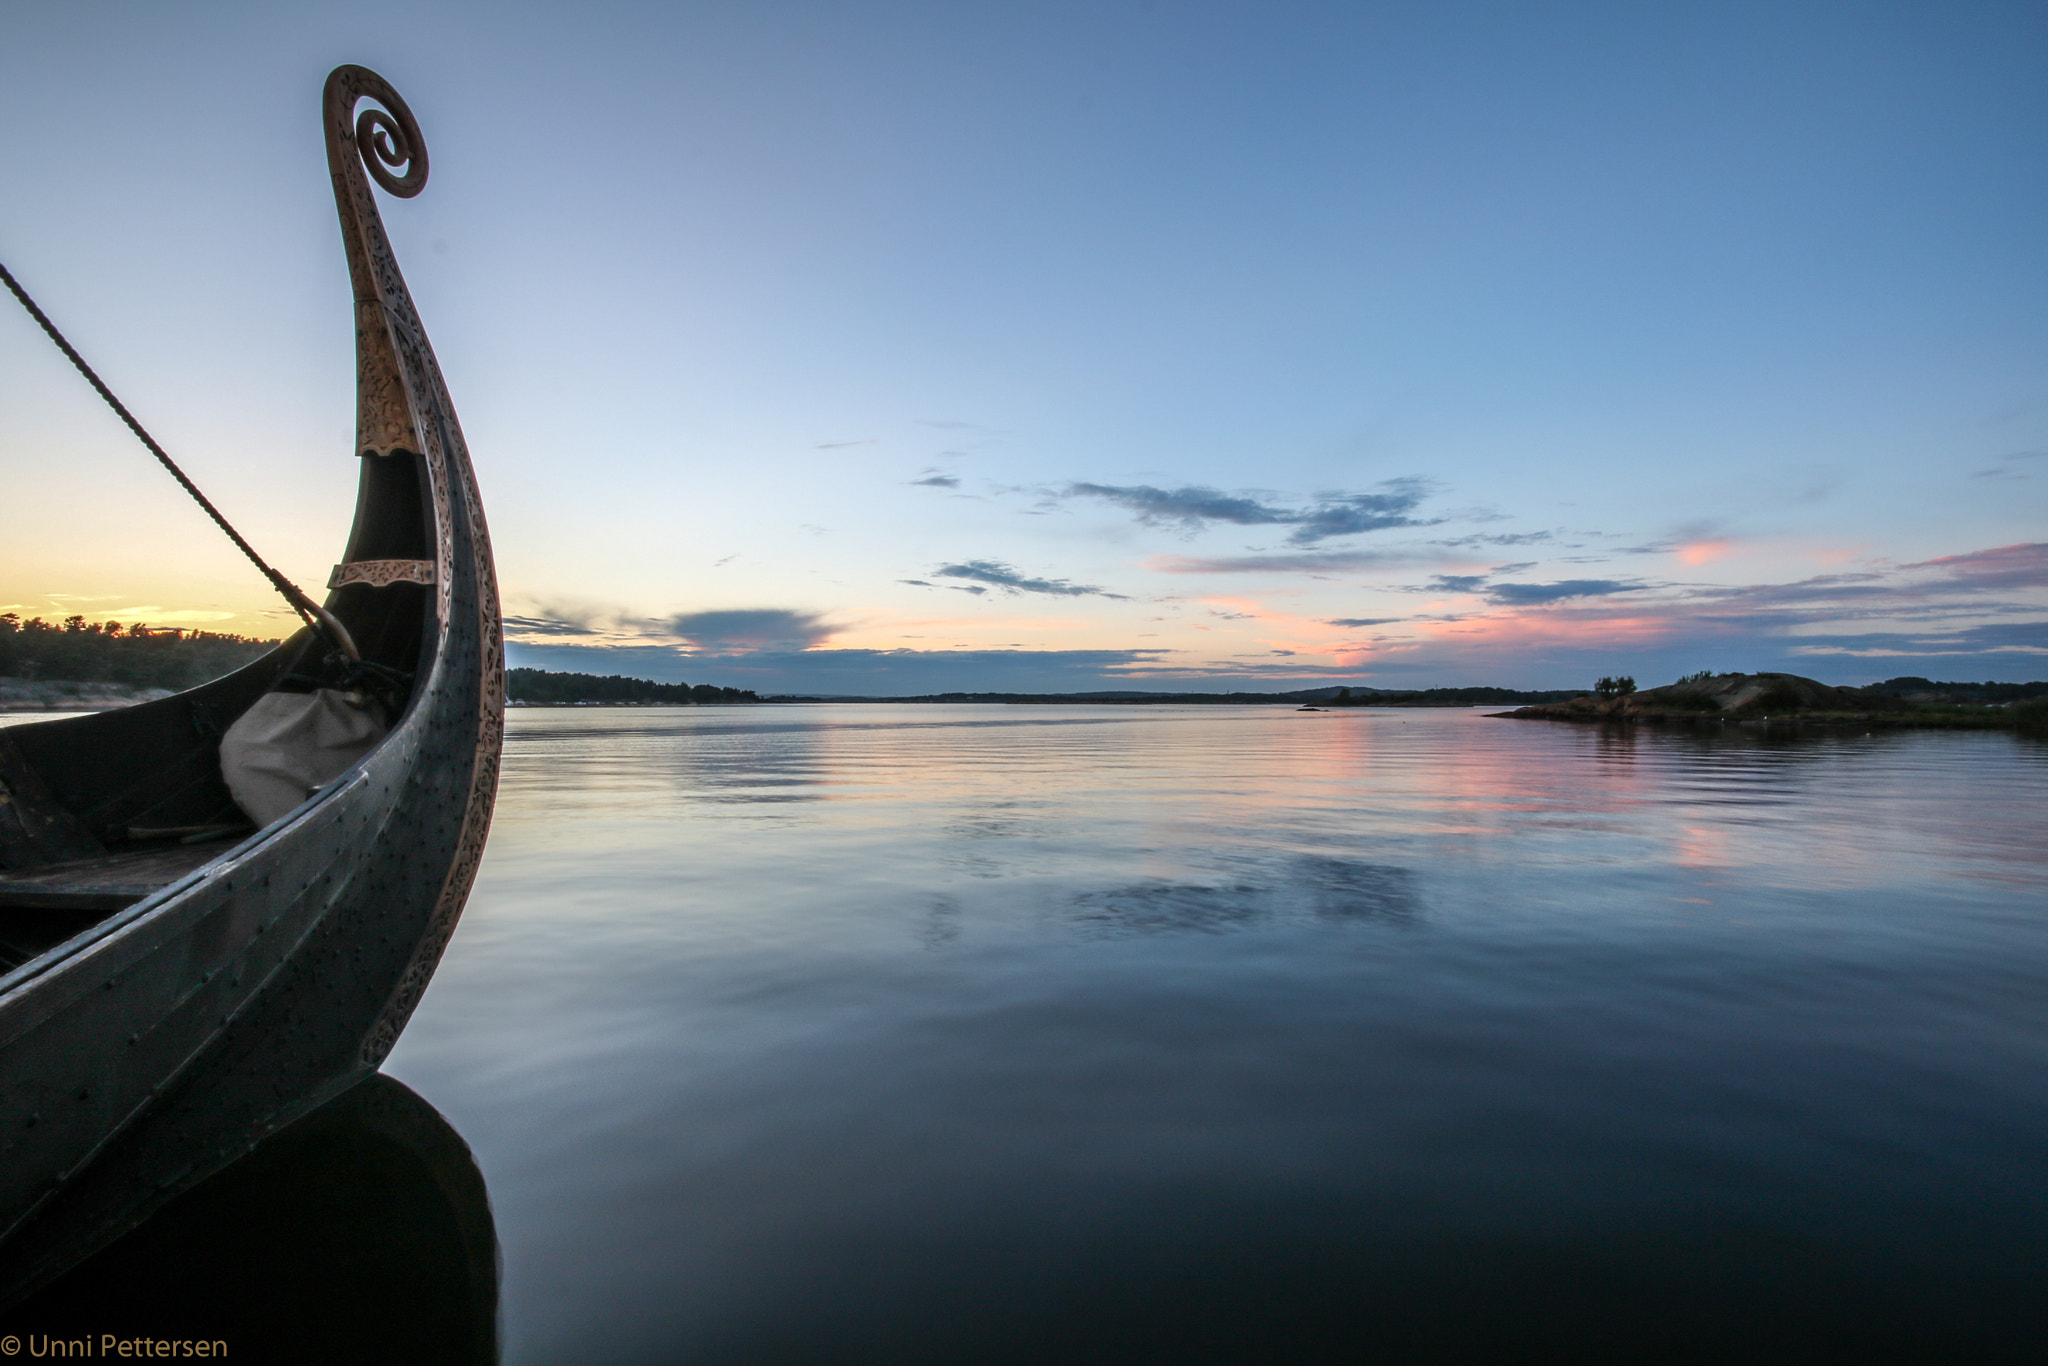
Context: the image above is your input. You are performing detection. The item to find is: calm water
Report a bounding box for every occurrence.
[360,704,2048,1362]
[16,703,2042,1359]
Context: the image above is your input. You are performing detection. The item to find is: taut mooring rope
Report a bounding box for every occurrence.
[0,260,357,659]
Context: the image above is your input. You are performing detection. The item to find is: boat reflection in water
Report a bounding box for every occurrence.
[0,1074,495,1364]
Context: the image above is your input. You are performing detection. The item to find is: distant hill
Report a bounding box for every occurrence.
[506,667,759,705]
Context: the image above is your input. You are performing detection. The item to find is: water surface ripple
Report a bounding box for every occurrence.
[388,705,2048,1363]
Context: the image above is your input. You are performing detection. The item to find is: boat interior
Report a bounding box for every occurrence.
[0,449,435,973]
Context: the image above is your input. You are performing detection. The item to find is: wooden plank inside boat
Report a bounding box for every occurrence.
[0,840,243,913]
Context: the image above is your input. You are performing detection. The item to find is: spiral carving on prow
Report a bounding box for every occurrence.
[355,98,428,197]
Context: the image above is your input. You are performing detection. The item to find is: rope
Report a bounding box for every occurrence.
[0,260,357,659]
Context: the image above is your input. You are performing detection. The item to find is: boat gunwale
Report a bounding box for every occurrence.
[0,572,456,1014]
[0,753,383,1044]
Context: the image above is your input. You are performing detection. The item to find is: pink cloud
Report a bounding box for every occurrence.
[1675,538,1733,567]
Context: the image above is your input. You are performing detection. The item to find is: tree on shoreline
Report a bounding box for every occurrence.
[0,614,280,691]
[0,617,765,703]
[506,667,758,704]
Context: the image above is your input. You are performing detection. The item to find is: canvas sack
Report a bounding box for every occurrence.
[220,689,388,827]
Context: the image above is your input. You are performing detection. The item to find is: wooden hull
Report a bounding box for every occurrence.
[0,66,500,1294]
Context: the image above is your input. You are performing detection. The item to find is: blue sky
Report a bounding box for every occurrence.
[3,1,2044,692]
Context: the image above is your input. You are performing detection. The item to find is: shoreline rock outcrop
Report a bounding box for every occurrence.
[1493,672,2029,729]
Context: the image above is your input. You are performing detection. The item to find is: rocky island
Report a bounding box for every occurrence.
[1497,671,2048,732]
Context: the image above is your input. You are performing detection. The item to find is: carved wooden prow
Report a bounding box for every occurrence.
[323,65,433,461]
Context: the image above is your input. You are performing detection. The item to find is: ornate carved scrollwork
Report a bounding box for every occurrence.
[355,99,428,198]
[324,66,431,460]
[329,559,438,589]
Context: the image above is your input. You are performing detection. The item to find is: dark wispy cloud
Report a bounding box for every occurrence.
[1786,619,2048,657]
[928,560,1128,599]
[503,602,839,652]
[665,609,835,652]
[907,475,960,488]
[814,439,875,449]
[1435,530,1558,548]
[1678,571,1891,610]
[1148,548,1460,575]
[1400,567,1644,604]
[1906,541,2048,592]
[1485,579,1647,605]
[501,600,645,640]
[1064,478,1439,545]
[502,613,602,638]
[1970,450,2046,480]
[1325,617,1400,627]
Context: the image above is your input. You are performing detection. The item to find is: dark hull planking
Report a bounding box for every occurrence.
[0,66,501,1294]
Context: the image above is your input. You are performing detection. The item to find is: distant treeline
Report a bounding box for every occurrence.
[765,677,2048,706]
[775,689,1354,704]
[766,685,1584,705]
[507,667,759,705]
[0,614,280,691]
[1857,676,2048,703]
[1326,686,1584,707]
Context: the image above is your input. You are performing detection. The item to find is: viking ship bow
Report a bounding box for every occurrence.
[0,66,501,1285]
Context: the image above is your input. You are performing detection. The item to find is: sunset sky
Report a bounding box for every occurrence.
[3,1,2044,693]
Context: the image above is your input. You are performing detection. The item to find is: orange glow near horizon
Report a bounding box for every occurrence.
[1406,608,1689,653]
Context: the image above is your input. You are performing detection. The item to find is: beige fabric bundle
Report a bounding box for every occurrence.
[220,689,389,827]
